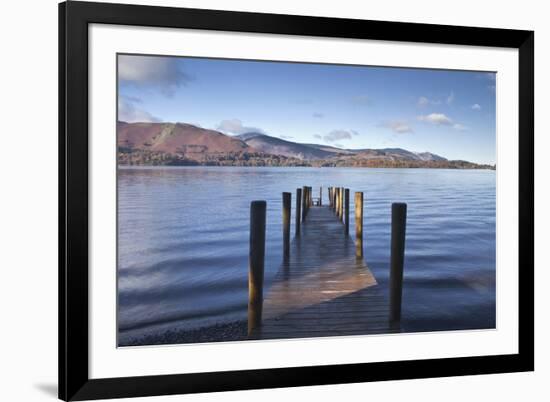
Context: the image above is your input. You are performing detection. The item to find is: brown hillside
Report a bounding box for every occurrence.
[117,122,251,156]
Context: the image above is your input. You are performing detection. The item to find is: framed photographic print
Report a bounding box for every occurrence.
[59,1,534,400]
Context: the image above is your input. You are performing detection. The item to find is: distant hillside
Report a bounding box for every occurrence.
[117,121,494,169]
[117,121,250,157]
[237,133,334,160]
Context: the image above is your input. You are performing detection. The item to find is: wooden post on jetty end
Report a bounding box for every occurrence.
[389,202,407,328]
[248,200,266,336]
[302,186,307,222]
[335,188,339,216]
[295,188,302,235]
[282,192,291,260]
[329,187,333,208]
[339,187,344,221]
[319,186,322,206]
[344,189,350,235]
[355,192,363,259]
[337,187,341,219]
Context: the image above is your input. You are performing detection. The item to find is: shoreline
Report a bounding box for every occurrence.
[118,320,248,347]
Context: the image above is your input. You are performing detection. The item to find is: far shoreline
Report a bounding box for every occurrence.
[117,164,496,171]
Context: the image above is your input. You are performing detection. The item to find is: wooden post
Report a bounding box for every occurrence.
[355,192,363,259]
[333,187,337,212]
[335,188,339,215]
[282,192,291,259]
[302,186,307,222]
[296,188,302,235]
[248,200,266,336]
[389,202,407,327]
[319,186,322,206]
[329,187,333,207]
[344,189,350,235]
[339,187,344,221]
[308,186,313,207]
[337,187,341,218]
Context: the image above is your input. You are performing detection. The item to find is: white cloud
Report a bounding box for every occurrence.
[417,96,430,107]
[471,103,482,110]
[418,113,453,125]
[417,96,442,107]
[446,91,455,105]
[118,96,160,123]
[453,123,468,131]
[118,55,191,96]
[217,119,265,135]
[382,120,413,134]
[323,129,356,142]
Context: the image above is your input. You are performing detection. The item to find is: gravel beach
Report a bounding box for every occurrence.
[119,320,249,347]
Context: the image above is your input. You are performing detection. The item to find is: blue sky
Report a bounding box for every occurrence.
[118,54,496,164]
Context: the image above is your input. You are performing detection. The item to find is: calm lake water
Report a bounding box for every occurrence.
[117,167,496,343]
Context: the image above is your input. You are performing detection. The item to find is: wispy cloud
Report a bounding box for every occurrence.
[381,120,413,134]
[312,112,324,118]
[418,113,453,126]
[471,103,482,110]
[313,134,322,140]
[118,55,192,97]
[417,96,430,107]
[417,96,442,107]
[446,91,455,105]
[279,135,294,140]
[217,119,265,135]
[323,129,356,143]
[118,96,160,123]
[418,113,466,131]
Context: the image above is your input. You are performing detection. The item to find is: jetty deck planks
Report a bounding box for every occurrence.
[252,205,398,340]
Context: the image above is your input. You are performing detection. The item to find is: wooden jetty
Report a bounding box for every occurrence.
[247,187,407,340]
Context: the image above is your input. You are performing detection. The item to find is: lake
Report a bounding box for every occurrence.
[117,167,496,344]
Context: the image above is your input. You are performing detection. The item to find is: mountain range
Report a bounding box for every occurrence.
[117,121,494,169]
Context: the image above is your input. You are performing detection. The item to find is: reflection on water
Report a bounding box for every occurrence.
[118,167,496,341]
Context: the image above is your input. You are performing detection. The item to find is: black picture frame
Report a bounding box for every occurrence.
[59,1,534,400]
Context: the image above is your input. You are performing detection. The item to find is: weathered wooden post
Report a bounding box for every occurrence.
[319,186,322,206]
[282,192,291,259]
[344,188,350,235]
[302,186,307,222]
[389,202,407,327]
[355,192,363,259]
[308,186,313,207]
[333,187,337,212]
[335,188,340,215]
[329,187,333,207]
[339,187,344,221]
[296,188,302,235]
[248,200,266,336]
